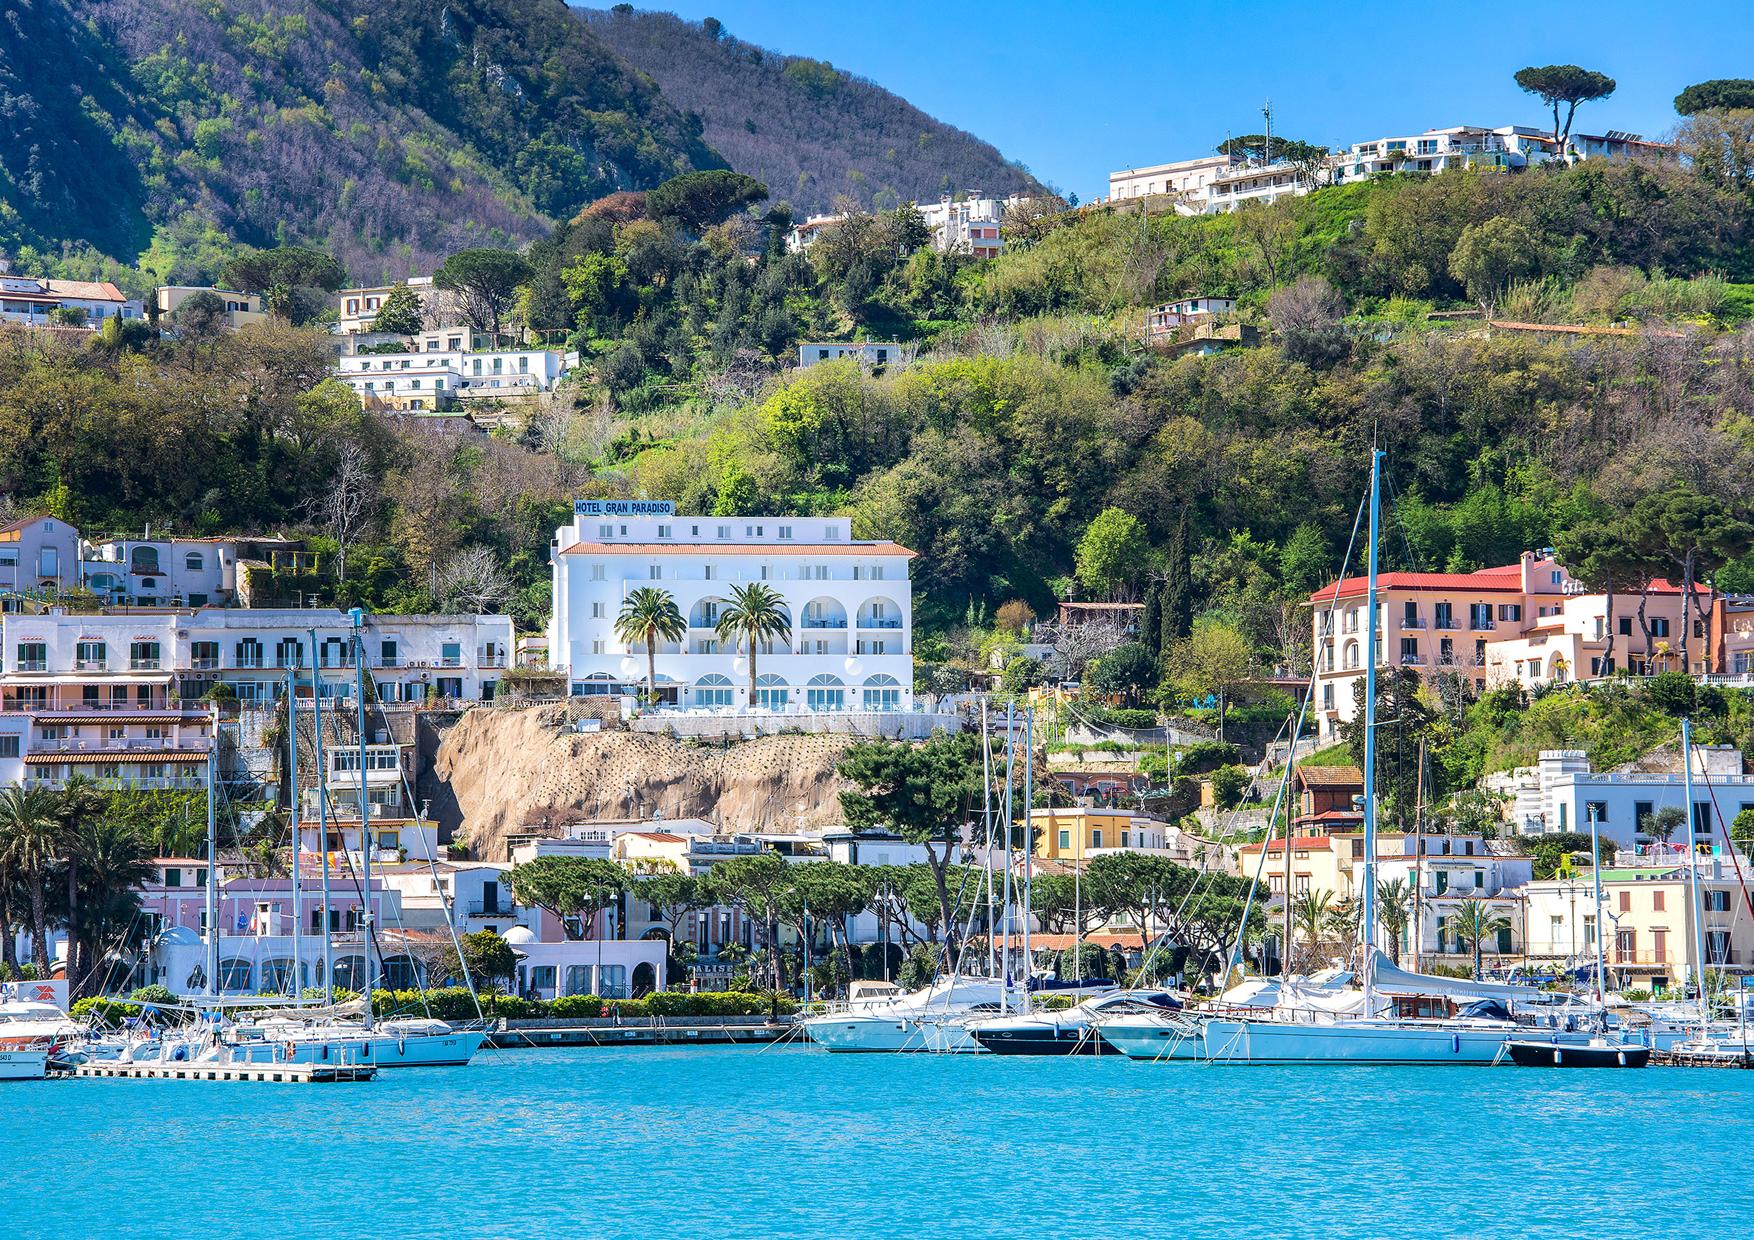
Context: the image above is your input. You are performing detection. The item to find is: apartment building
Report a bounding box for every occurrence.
[333,277,441,335]
[335,347,572,411]
[1524,857,1752,988]
[1504,747,1754,848]
[0,269,143,328]
[548,502,915,711]
[79,533,307,608]
[0,608,510,793]
[1334,126,1665,185]
[154,286,266,331]
[1106,155,1235,211]
[1308,551,1701,739]
[1029,807,1184,861]
[914,192,1027,258]
[1203,160,1320,212]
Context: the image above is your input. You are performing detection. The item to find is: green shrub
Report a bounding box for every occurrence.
[1088,705,1158,730]
[1210,764,1251,809]
[1177,740,1240,775]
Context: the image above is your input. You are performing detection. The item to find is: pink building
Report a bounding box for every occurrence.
[1311,551,1705,738]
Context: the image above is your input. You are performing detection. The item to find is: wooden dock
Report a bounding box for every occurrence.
[488,1019,795,1050]
[71,1060,376,1083]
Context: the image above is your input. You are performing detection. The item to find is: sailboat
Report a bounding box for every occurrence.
[1191,449,1596,1065]
[802,704,1030,1053]
[159,627,483,1069]
[1504,795,1649,1067]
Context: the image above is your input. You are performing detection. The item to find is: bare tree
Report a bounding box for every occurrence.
[436,546,514,614]
[308,440,374,585]
[1044,619,1128,682]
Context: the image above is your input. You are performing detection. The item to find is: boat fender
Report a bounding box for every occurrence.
[1555,1050,1563,1065]
[1452,1034,1459,1054]
[398,1036,406,1055]
[1617,1051,1625,1066]
[285,1041,295,1059]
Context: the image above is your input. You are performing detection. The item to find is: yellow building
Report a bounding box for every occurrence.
[1029,808,1172,860]
[155,285,266,330]
[1524,858,1754,989]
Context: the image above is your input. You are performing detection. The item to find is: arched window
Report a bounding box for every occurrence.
[862,673,901,711]
[130,546,160,575]
[218,958,252,992]
[1343,641,1360,670]
[806,673,845,712]
[184,552,204,572]
[754,674,789,710]
[694,673,734,707]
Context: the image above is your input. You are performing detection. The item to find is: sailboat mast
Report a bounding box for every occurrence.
[1360,448,1384,1011]
[1001,702,1016,993]
[286,665,302,1002]
[980,699,995,983]
[1586,803,1607,1019]
[1021,706,1034,1011]
[354,619,375,1033]
[205,706,219,1000]
[309,628,334,1007]
[1412,737,1426,973]
[1681,718,1708,1025]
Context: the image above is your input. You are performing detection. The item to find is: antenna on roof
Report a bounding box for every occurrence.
[1263,99,1273,167]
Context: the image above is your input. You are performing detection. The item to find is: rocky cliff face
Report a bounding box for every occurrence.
[431,705,857,859]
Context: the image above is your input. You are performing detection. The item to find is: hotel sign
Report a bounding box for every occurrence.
[573,500,675,517]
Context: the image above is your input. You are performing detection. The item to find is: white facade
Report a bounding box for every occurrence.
[914,193,1025,258]
[336,348,572,409]
[548,508,915,711]
[797,342,905,369]
[1204,161,1322,212]
[1107,155,1235,212]
[1509,748,1754,849]
[1334,125,1662,185]
[78,536,268,608]
[0,273,143,328]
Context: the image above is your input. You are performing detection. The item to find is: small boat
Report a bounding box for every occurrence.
[1504,1037,1650,1068]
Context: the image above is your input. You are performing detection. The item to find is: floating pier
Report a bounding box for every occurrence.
[488,1018,793,1050]
[1652,1046,1754,1069]
[70,1060,376,1083]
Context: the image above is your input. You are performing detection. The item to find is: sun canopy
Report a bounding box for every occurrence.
[1369,952,1539,1001]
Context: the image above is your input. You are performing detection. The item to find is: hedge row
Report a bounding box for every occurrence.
[72,988,800,1025]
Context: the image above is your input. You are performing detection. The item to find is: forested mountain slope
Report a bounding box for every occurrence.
[0,0,722,283]
[579,6,1043,213]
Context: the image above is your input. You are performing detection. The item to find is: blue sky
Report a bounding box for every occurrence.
[601,1,1754,200]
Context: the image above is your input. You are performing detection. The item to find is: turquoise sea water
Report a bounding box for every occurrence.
[7,1046,1752,1238]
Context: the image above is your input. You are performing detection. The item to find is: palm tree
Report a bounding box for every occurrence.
[715,582,792,706]
[1323,895,1361,955]
[0,786,67,976]
[1291,888,1332,970]
[55,777,107,991]
[65,818,155,996]
[1377,878,1412,965]
[613,586,687,705]
[1449,898,1512,980]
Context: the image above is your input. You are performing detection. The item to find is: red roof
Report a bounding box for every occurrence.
[1310,568,1528,602]
[1240,835,1335,854]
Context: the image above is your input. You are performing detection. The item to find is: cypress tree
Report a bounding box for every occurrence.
[1161,510,1194,650]
[1140,577,1163,658]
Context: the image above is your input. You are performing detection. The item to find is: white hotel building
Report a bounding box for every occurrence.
[548,505,915,711]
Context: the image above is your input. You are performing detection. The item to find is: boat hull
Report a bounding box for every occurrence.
[802,1015,985,1053]
[971,1025,1100,1056]
[0,1050,47,1080]
[1200,1019,1592,1065]
[1093,1020,1206,1061]
[1505,1040,1649,1068]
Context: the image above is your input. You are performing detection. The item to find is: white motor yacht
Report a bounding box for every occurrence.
[229,1004,484,1068]
[803,977,1018,1052]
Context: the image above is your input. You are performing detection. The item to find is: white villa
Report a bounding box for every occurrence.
[547,503,915,712]
[336,347,573,411]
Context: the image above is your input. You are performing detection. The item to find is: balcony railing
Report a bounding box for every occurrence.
[436,656,464,668]
[190,658,220,671]
[1401,617,1425,629]
[26,775,203,792]
[858,619,903,629]
[478,655,508,668]
[801,619,847,629]
[467,900,518,917]
[16,660,46,673]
